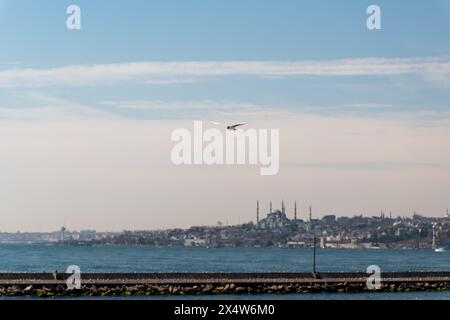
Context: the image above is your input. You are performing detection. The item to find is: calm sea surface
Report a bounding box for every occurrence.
[0,245,448,273]
[0,245,448,299]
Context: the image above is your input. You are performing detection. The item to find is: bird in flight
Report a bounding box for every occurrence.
[226,123,247,131]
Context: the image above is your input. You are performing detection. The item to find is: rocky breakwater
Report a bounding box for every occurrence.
[0,272,448,297]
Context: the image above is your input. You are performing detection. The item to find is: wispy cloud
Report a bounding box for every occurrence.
[3,91,450,124]
[101,100,292,119]
[0,94,292,122]
[0,92,118,122]
[0,56,449,88]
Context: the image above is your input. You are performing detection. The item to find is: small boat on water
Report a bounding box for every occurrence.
[434,247,447,252]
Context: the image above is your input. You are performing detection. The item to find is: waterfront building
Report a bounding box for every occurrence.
[322,215,336,224]
[258,201,292,229]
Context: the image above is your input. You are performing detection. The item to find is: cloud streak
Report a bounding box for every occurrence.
[101,100,291,118]
[0,56,449,88]
[0,92,119,122]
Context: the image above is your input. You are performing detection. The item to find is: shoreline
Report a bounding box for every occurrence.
[0,243,446,251]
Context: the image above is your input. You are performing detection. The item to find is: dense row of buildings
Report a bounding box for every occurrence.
[1,202,449,249]
[0,229,104,244]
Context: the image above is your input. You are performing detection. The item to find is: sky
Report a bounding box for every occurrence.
[0,0,450,232]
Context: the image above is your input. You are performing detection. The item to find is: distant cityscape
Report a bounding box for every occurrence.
[1,202,449,250]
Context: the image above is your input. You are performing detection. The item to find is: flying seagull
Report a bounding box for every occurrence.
[227,123,246,131]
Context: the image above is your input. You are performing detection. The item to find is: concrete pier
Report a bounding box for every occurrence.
[0,272,448,296]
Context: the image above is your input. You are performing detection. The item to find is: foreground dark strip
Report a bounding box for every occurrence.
[0,300,447,319]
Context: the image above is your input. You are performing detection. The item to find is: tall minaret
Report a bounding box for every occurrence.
[432,224,437,250]
[309,205,312,222]
[282,201,285,215]
[60,226,66,244]
[270,201,272,213]
[294,201,297,220]
[256,200,260,224]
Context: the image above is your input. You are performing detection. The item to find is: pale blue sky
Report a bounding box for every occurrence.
[1,0,450,63]
[0,0,449,120]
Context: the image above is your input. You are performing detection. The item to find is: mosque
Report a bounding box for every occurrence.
[256,201,312,229]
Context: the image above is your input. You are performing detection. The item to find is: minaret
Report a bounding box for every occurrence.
[270,201,272,214]
[309,205,312,222]
[60,226,66,244]
[432,224,437,250]
[256,200,260,224]
[282,201,285,215]
[294,201,297,220]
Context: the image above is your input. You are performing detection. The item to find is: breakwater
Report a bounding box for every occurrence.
[0,272,449,297]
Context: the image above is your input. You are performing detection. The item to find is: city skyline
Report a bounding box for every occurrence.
[1,201,449,233]
[0,1,450,231]
[1,203,448,252]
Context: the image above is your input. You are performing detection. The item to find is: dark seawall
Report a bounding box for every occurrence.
[0,272,449,296]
